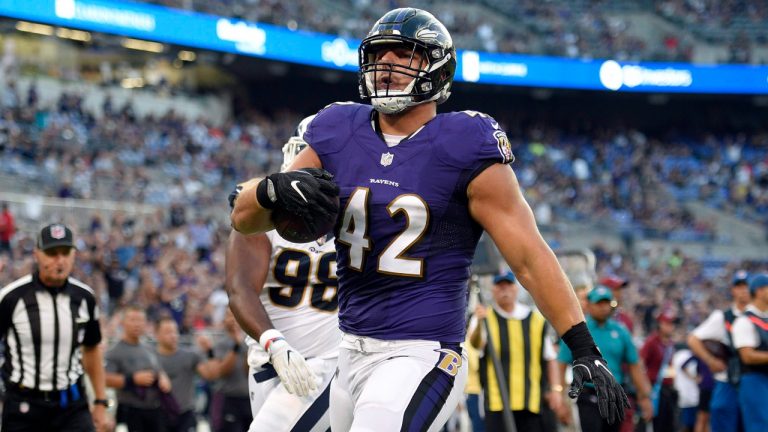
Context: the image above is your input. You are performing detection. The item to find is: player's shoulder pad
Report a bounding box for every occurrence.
[294,114,316,140]
[433,110,514,168]
[304,102,370,155]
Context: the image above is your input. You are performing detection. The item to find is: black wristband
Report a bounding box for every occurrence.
[232,343,241,353]
[207,349,215,359]
[562,321,601,359]
[256,178,275,209]
[124,373,134,389]
[93,399,111,408]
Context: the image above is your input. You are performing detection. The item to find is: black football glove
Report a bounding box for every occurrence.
[562,322,629,424]
[257,168,340,227]
[570,354,629,424]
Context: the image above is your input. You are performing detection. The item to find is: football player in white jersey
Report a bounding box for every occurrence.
[226,115,340,432]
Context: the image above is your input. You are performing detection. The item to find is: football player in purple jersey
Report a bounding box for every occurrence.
[230,7,628,431]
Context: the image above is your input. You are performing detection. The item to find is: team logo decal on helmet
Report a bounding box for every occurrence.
[358,8,457,114]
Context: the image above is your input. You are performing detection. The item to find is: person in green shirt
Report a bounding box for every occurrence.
[557,286,653,431]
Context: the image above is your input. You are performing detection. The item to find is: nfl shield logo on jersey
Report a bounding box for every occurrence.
[50,225,66,239]
[380,152,394,167]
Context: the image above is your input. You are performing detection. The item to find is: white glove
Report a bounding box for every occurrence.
[246,343,269,369]
[260,329,317,397]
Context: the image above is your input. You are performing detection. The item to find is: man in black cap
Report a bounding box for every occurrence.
[0,223,109,431]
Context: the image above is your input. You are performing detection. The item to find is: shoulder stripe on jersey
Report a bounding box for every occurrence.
[10,325,24,385]
[0,275,33,303]
[68,277,95,296]
[21,290,43,389]
[52,291,61,390]
[66,295,81,387]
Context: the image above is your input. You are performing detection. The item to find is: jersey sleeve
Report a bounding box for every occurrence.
[434,111,515,191]
[731,316,760,349]
[0,291,13,338]
[82,293,102,347]
[303,102,366,157]
[471,111,514,167]
[691,310,726,343]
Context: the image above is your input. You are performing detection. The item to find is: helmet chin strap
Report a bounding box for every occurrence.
[366,74,418,114]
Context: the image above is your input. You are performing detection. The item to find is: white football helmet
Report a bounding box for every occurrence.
[280,114,316,172]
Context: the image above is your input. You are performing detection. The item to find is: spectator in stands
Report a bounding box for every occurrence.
[188,216,214,262]
[101,257,128,315]
[105,305,173,432]
[0,202,15,259]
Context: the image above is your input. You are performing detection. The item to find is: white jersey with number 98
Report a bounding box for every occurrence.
[245,230,340,366]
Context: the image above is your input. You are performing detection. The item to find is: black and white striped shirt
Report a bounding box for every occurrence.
[0,273,101,391]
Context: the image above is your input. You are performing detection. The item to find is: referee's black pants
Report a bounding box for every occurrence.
[1,389,94,432]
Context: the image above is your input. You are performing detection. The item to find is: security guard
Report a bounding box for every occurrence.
[468,271,562,432]
[0,223,109,431]
[731,273,768,432]
[688,270,750,432]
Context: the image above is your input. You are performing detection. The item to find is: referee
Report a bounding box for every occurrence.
[0,223,108,431]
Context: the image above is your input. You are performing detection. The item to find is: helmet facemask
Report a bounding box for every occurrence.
[280,137,308,172]
[280,114,315,172]
[360,38,452,115]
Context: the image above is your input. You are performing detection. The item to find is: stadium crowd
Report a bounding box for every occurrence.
[141,0,766,63]
[4,82,768,245]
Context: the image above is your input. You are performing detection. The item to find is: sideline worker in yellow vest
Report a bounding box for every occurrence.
[468,271,563,432]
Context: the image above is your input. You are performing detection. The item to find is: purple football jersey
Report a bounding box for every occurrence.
[304,102,513,342]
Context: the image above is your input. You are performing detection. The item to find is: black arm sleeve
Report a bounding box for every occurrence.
[82,295,102,347]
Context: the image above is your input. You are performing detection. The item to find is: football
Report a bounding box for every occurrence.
[702,339,729,361]
[272,198,339,243]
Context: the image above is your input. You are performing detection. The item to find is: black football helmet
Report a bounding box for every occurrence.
[359,8,456,114]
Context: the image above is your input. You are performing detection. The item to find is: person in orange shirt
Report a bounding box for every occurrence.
[0,202,15,259]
